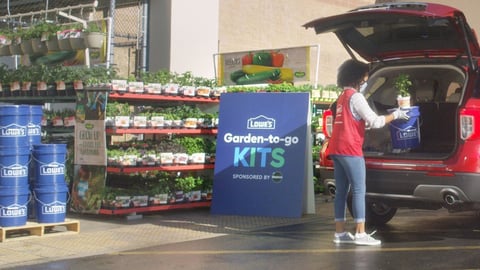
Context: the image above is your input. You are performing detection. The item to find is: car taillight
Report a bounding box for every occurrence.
[322,110,333,138]
[460,108,480,140]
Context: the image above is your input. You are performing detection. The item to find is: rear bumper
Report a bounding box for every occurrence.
[319,166,480,210]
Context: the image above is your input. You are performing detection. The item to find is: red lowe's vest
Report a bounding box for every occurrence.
[327,88,365,157]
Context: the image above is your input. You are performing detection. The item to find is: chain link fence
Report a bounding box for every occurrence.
[0,0,144,77]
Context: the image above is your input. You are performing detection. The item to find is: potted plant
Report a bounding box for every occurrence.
[0,29,12,56]
[394,74,412,108]
[83,21,106,49]
[0,64,9,97]
[17,65,34,96]
[7,28,23,55]
[30,20,57,53]
[31,64,55,96]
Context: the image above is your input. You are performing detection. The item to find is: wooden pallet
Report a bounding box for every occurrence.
[0,218,80,242]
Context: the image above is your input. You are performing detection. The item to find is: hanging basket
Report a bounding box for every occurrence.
[0,45,11,56]
[31,38,48,54]
[84,32,105,49]
[46,36,60,51]
[69,36,86,50]
[9,43,23,55]
[20,40,34,55]
[57,38,72,51]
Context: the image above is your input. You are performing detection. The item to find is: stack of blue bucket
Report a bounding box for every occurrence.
[0,105,68,227]
[31,143,68,223]
[0,105,38,227]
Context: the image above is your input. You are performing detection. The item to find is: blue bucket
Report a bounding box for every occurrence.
[389,106,421,149]
[27,105,43,147]
[33,184,68,223]
[0,146,31,186]
[32,144,67,185]
[0,185,30,227]
[0,105,29,147]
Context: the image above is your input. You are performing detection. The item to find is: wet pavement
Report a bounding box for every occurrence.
[4,195,480,270]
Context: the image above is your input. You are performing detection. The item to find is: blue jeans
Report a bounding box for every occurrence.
[331,155,366,223]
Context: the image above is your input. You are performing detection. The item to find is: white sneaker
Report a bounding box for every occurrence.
[333,232,355,244]
[354,231,381,246]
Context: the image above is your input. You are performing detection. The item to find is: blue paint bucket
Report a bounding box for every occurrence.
[32,144,67,185]
[27,105,43,147]
[0,105,29,147]
[389,106,421,149]
[33,184,68,223]
[0,146,31,186]
[0,185,30,227]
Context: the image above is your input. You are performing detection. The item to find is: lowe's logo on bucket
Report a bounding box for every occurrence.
[27,123,41,136]
[40,162,65,175]
[41,201,66,214]
[1,164,28,178]
[1,204,27,217]
[0,124,27,137]
[396,128,418,140]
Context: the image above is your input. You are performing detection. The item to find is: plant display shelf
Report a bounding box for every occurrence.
[98,201,211,215]
[0,219,80,242]
[107,164,215,173]
[106,127,217,135]
[108,92,220,103]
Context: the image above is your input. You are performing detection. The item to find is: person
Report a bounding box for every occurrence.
[71,165,92,211]
[327,59,409,246]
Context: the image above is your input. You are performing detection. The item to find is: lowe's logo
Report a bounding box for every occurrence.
[0,204,27,217]
[0,124,26,137]
[27,123,41,136]
[247,115,275,130]
[40,162,65,176]
[397,128,418,140]
[1,164,28,178]
[41,201,66,215]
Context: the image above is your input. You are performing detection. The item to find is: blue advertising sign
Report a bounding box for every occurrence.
[211,92,310,218]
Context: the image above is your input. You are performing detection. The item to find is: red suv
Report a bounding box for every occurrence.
[305,2,480,225]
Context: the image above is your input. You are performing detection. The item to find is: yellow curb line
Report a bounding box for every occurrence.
[113,245,480,255]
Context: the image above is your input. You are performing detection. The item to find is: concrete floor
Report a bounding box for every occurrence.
[3,195,480,270]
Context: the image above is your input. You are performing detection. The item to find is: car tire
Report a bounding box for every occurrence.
[347,197,397,225]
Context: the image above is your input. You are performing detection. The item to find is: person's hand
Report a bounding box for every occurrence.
[392,108,409,121]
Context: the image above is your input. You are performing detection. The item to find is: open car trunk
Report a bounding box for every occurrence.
[363,63,465,159]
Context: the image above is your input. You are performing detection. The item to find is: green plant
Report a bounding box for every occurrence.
[31,64,52,82]
[84,21,102,33]
[106,101,131,116]
[393,74,412,97]
[175,176,203,192]
[32,20,61,40]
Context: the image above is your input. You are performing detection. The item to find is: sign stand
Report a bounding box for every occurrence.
[212,92,315,218]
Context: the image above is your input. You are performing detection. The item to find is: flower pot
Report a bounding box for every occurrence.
[20,40,34,55]
[84,32,105,49]
[9,43,23,55]
[31,38,48,54]
[46,36,60,51]
[0,45,11,56]
[397,96,411,108]
[70,36,86,50]
[21,81,32,96]
[57,38,72,51]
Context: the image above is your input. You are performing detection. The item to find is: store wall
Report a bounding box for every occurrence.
[148,0,219,79]
[147,0,480,86]
[218,0,374,86]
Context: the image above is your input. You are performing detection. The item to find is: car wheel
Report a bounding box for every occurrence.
[366,200,397,225]
[347,197,397,225]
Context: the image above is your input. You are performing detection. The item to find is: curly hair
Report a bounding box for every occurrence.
[337,59,369,88]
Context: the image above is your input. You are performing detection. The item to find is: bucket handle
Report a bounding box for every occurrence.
[0,155,33,168]
[32,190,71,206]
[0,190,33,208]
[31,155,68,166]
